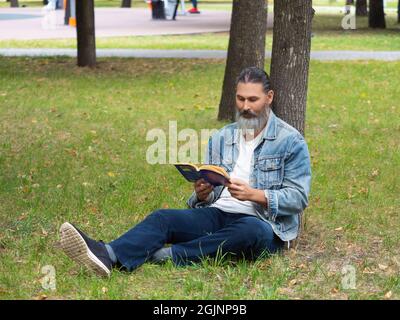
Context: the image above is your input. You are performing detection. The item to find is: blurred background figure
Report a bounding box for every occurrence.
[41,0,57,29]
[188,0,200,14]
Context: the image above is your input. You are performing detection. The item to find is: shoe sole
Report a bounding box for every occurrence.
[59,222,111,277]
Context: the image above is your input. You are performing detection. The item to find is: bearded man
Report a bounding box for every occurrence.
[59,67,312,277]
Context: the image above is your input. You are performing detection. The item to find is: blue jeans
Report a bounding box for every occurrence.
[109,207,284,271]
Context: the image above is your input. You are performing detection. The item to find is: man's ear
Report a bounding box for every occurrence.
[266,90,274,104]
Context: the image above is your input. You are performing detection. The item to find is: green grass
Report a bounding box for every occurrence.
[0,57,399,299]
[0,12,399,51]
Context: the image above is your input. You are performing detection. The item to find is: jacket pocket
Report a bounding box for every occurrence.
[257,156,284,188]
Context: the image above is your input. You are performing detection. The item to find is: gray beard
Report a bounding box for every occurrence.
[235,106,270,136]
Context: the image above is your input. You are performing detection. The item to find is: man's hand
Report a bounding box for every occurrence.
[227,178,267,207]
[194,179,214,201]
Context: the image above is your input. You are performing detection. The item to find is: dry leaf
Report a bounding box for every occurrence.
[378,264,388,271]
[102,287,108,294]
[334,227,343,232]
[289,279,298,286]
[362,268,375,274]
[384,291,392,299]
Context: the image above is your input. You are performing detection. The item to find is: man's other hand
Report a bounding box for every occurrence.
[194,179,214,201]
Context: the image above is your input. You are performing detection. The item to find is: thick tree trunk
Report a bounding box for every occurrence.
[356,0,368,16]
[218,0,268,121]
[76,0,96,67]
[121,0,132,8]
[270,0,313,136]
[369,0,386,28]
[10,0,19,7]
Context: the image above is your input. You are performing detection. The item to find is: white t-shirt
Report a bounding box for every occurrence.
[210,128,265,216]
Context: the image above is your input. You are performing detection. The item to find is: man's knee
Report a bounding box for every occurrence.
[235,217,273,245]
[145,209,173,227]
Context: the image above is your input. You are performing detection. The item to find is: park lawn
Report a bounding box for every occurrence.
[0,57,399,300]
[0,13,399,51]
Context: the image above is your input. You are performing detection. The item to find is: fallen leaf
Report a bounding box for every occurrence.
[378,264,388,271]
[107,172,116,177]
[41,228,48,237]
[371,169,379,177]
[362,268,375,274]
[334,227,343,232]
[384,291,392,299]
[331,288,339,294]
[289,279,298,286]
[17,212,29,221]
[102,287,108,294]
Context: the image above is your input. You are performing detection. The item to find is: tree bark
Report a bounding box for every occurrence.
[270,0,313,136]
[10,0,19,7]
[356,0,368,16]
[369,0,386,28]
[64,0,70,25]
[121,0,132,8]
[76,0,96,67]
[218,0,268,121]
[398,0,400,23]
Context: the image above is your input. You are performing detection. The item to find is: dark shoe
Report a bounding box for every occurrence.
[59,222,113,277]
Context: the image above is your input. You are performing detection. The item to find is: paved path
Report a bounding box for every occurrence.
[0,7,237,40]
[1,48,400,61]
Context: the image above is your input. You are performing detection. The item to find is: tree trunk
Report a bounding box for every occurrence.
[356,0,368,16]
[218,0,268,121]
[10,0,19,7]
[270,0,313,136]
[64,0,70,25]
[76,0,96,67]
[369,0,386,28]
[121,0,132,8]
[398,0,400,23]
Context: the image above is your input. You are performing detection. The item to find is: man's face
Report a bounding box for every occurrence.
[235,82,274,132]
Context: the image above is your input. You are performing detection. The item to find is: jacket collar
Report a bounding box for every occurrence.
[225,109,277,145]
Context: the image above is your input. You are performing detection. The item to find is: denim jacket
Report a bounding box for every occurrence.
[186,110,312,242]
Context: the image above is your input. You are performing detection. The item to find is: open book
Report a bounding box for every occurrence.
[174,163,230,187]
